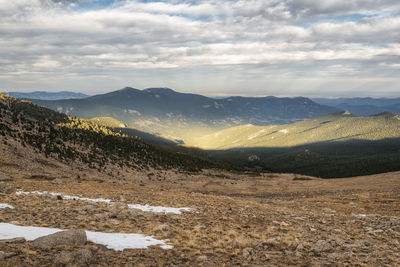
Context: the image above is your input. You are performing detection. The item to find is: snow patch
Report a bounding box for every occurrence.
[279,129,288,134]
[0,203,14,209]
[16,191,111,203]
[128,204,191,214]
[0,223,172,250]
[16,191,190,214]
[248,129,267,140]
[214,102,224,109]
[202,105,210,109]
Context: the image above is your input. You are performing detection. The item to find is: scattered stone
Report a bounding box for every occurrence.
[0,182,16,194]
[0,251,4,260]
[0,237,26,244]
[55,251,74,266]
[322,208,336,213]
[51,178,63,185]
[74,249,93,265]
[310,240,333,254]
[264,237,280,247]
[109,219,120,225]
[155,224,170,232]
[197,255,208,261]
[280,221,289,227]
[33,229,87,248]
[82,205,94,212]
[0,171,12,182]
[242,247,253,258]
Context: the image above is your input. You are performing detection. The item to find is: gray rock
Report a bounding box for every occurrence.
[74,249,93,265]
[310,240,333,254]
[33,229,87,247]
[155,224,170,232]
[55,251,74,266]
[0,182,16,194]
[81,205,94,212]
[0,237,26,244]
[197,255,208,261]
[51,178,63,184]
[0,251,4,261]
[0,171,12,182]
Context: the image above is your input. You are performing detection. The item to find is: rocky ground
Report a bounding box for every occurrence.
[0,141,400,266]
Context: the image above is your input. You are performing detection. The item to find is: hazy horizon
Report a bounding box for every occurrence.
[1,1,400,97]
[2,86,400,99]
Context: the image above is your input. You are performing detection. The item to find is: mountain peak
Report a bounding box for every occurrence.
[119,87,138,92]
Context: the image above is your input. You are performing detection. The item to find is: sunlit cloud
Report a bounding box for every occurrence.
[0,0,399,96]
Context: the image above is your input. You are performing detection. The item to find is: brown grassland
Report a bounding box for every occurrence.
[0,138,400,266]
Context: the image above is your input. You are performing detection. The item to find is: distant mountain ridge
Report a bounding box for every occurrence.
[3,91,89,100]
[31,87,339,140]
[313,97,400,116]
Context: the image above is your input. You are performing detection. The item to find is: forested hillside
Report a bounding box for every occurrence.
[0,93,223,172]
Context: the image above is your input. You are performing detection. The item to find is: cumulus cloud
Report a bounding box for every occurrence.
[0,0,399,96]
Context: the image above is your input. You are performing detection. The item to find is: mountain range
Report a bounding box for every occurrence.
[3,91,89,100]
[313,97,400,116]
[2,89,400,178]
[30,87,339,140]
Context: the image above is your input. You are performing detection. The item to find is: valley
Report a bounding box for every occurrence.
[30,87,338,141]
[0,92,399,266]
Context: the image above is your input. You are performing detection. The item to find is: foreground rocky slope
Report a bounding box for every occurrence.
[0,145,399,266]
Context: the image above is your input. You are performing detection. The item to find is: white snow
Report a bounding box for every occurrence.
[16,191,191,214]
[247,129,267,140]
[16,191,111,203]
[279,129,288,134]
[86,231,172,250]
[0,203,14,209]
[0,223,172,250]
[128,204,191,214]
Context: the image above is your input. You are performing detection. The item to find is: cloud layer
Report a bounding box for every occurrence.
[0,0,399,96]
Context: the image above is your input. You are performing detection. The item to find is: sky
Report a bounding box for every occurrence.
[0,0,399,97]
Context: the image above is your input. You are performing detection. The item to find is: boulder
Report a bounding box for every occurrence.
[33,229,87,248]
